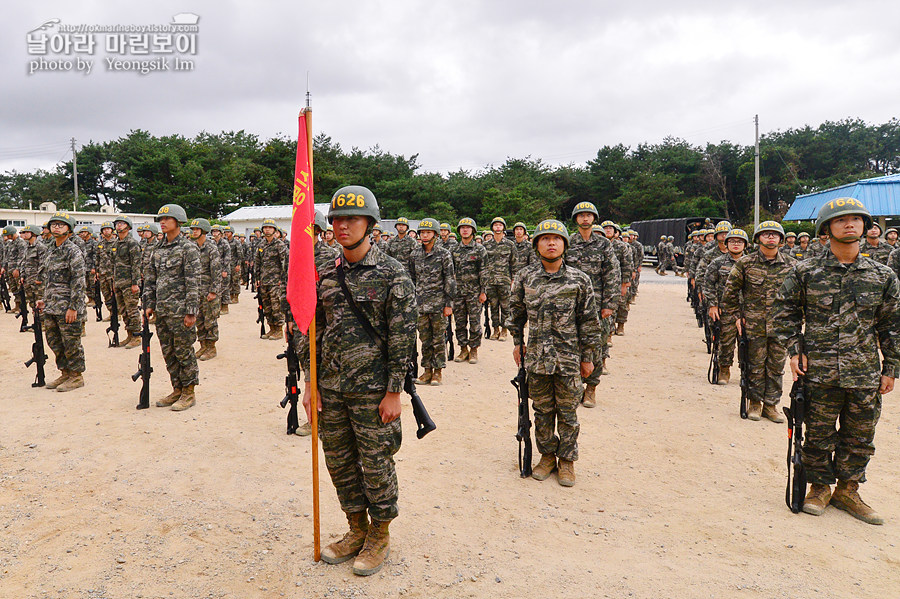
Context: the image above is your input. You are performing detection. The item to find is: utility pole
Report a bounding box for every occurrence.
[754,115,760,232]
[71,137,79,212]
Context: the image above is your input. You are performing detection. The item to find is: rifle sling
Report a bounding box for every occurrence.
[336,258,388,358]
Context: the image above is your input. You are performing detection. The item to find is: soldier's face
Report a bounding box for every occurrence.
[727,239,746,254]
[372,231,381,240]
[514,227,526,241]
[21,231,33,241]
[829,215,865,243]
[158,217,179,235]
[576,213,594,229]
[50,222,69,238]
[757,232,781,248]
[419,230,435,244]
[867,225,881,238]
[888,232,898,242]
[324,231,334,241]
[190,228,203,240]
[536,234,564,260]
[115,222,129,235]
[395,224,408,235]
[440,230,449,240]
[459,225,474,239]
[603,226,615,239]
[332,215,369,247]
[262,226,275,238]
[492,223,505,234]
[799,238,808,248]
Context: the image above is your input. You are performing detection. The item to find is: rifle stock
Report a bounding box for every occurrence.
[94,278,103,321]
[405,345,435,439]
[24,309,47,387]
[277,332,301,435]
[511,344,532,478]
[784,338,807,513]
[738,328,750,419]
[107,293,120,347]
[132,309,153,409]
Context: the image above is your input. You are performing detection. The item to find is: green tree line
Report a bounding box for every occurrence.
[2,117,898,226]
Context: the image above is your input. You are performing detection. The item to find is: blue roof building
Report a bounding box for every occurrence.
[784,173,900,224]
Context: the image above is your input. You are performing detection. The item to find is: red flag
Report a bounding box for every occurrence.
[286,109,317,334]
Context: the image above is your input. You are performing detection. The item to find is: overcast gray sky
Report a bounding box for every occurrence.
[4,0,899,177]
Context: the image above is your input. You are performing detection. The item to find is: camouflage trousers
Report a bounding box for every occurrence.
[241,262,249,285]
[600,314,614,360]
[99,275,115,310]
[44,313,85,373]
[85,273,97,304]
[452,291,483,349]
[319,388,402,522]
[747,333,786,405]
[114,285,141,335]
[220,273,231,305]
[615,290,630,325]
[155,314,199,388]
[258,283,285,328]
[716,315,738,368]
[803,382,881,485]
[230,266,241,300]
[418,312,447,369]
[8,273,20,294]
[529,373,580,462]
[196,295,220,342]
[23,280,43,311]
[631,269,641,296]
[485,282,510,333]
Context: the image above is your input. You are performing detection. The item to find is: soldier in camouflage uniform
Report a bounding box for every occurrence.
[450,217,488,365]
[36,212,86,392]
[225,226,243,303]
[695,221,731,291]
[721,221,796,421]
[78,226,98,307]
[884,227,898,250]
[602,221,634,336]
[780,231,797,255]
[139,223,160,284]
[483,217,517,340]
[189,218,222,361]
[774,198,898,525]
[3,226,27,314]
[211,225,232,314]
[254,218,288,339]
[95,222,117,319]
[512,221,534,277]
[112,216,143,348]
[507,219,603,487]
[408,218,455,385]
[566,203,618,406]
[626,230,644,303]
[790,232,811,261]
[702,228,747,383]
[302,186,417,576]
[19,225,48,311]
[859,222,892,265]
[437,223,457,253]
[385,217,417,270]
[144,204,201,412]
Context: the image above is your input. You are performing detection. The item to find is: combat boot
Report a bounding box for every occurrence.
[295,422,312,437]
[747,400,762,421]
[57,372,84,392]
[220,304,229,314]
[498,327,508,341]
[171,385,196,411]
[601,359,609,375]
[557,459,576,487]
[762,404,785,424]
[531,453,556,481]
[148,313,156,324]
[467,347,478,364]
[267,329,283,341]
[156,387,182,407]
[414,368,433,385]
[490,328,501,341]
[195,341,207,359]
[125,334,141,349]
[199,341,217,361]
[718,366,730,384]
[581,384,597,408]
[352,519,390,576]
[454,346,469,363]
[615,322,625,336]
[801,483,831,516]
[430,369,442,386]
[81,322,86,337]
[45,370,72,390]
[321,511,368,565]
[120,333,134,347]
[831,480,884,525]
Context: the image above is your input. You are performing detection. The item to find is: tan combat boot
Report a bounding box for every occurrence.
[295,422,312,437]
[199,341,216,361]
[498,327,508,341]
[195,340,207,358]
[119,333,134,347]
[156,388,182,407]
[557,459,576,487]
[414,368,433,385]
[531,453,557,481]
[81,322,86,338]
[45,370,72,390]
[125,334,141,349]
[467,347,478,364]
[801,483,831,516]
[454,346,469,363]
[430,369,442,386]
[489,327,500,341]
[220,304,229,314]
[352,519,390,576]
[321,511,369,565]
[267,328,283,341]
[57,372,84,392]
[601,358,609,375]
[171,385,196,411]
[747,400,763,421]
[762,403,785,424]
[582,384,597,408]
[718,366,730,384]
[831,480,884,525]
[615,322,625,336]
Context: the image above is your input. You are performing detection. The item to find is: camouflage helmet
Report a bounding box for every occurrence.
[113,215,134,229]
[531,219,569,250]
[592,224,603,233]
[725,228,749,244]
[395,216,409,229]
[224,225,234,234]
[571,201,599,222]
[868,221,883,234]
[261,218,277,229]
[100,221,114,231]
[328,185,380,224]
[797,232,810,239]
[491,217,507,229]
[885,227,898,237]
[373,223,383,232]
[632,230,639,238]
[189,217,212,234]
[513,221,527,232]
[417,218,440,234]
[155,204,188,224]
[79,225,93,235]
[754,220,785,242]
[714,220,732,234]
[181,227,190,235]
[47,211,76,231]
[147,223,160,235]
[457,217,477,235]
[326,224,333,232]
[439,222,451,231]
[22,224,43,236]
[3,225,17,235]
[253,226,261,233]
[211,224,223,233]
[667,236,674,241]
[600,220,618,230]
[785,231,797,239]
[314,210,327,232]
[815,197,873,237]
[137,223,148,233]
[660,234,667,240]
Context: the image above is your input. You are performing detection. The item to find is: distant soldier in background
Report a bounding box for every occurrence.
[655,235,667,275]
[386,217,417,269]
[78,226,98,307]
[702,228,748,383]
[255,218,288,340]
[511,221,534,277]
[190,218,222,361]
[324,224,337,249]
[211,225,232,314]
[780,231,797,254]
[112,216,143,349]
[601,221,633,336]
[450,217,487,365]
[483,217,517,340]
[791,231,811,260]
[225,225,243,303]
[19,225,48,311]
[884,227,899,250]
[95,222,117,319]
[438,223,457,252]
[859,222,892,265]
[3,226,27,314]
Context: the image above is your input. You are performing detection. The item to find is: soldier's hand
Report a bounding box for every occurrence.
[708,306,720,321]
[478,293,486,304]
[513,345,525,366]
[620,283,628,296]
[131,284,140,295]
[222,272,228,278]
[379,392,402,423]
[879,376,894,394]
[207,292,216,302]
[12,269,20,279]
[302,381,322,421]
[65,308,77,324]
[789,353,807,381]
[601,308,613,319]
[736,319,744,336]
[145,307,154,318]
[580,362,594,378]
[35,299,45,311]
[183,314,197,328]
[442,306,452,317]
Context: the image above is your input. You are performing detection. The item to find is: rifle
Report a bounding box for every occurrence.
[94,278,103,322]
[483,301,491,339]
[277,331,301,435]
[255,289,266,337]
[738,328,750,419]
[131,308,153,409]
[445,315,454,361]
[107,293,120,347]
[16,286,30,332]
[24,308,47,387]
[783,338,807,513]
[707,319,720,384]
[701,305,712,354]
[511,344,532,477]
[0,273,10,312]
[245,263,252,290]
[405,342,436,439]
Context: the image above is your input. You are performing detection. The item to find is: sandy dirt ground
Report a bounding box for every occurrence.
[2,271,899,599]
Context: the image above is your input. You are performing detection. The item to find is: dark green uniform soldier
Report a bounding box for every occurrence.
[4,226,27,313]
[385,217,417,270]
[859,222,892,265]
[112,215,143,348]
[96,222,117,319]
[36,212,86,392]
[225,225,243,303]
[450,218,487,364]
[483,216,517,340]
[512,221,534,276]
[78,226,98,307]
[254,218,289,339]
[507,219,603,487]
[302,185,417,576]
[211,225,232,313]
[190,218,222,361]
[19,225,48,312]
[774,198,899,525]
[626,230,644,303]
[703,228,747,383]
[602,221,634,336]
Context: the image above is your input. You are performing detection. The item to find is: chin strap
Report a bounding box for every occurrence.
[344,236,367,250]
[540,254,563,263]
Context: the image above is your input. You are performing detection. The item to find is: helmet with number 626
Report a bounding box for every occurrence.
[815,197,873,237]
[328,185,380,223]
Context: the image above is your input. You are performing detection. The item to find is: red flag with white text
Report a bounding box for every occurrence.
[286,110,317,334]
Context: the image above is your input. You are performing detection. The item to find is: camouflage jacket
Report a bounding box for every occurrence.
[314,239,340,274]
[450,240,488,295]
[254,237,288,286]
[143,234,201,317]
[720,249,796,336]
[70,234,86,259]
[311,243,417,394]
[889,247,900,281]
[96,235,116,278]
[860,240,892,265]
[689,240,717,278]
[695,244,727,284]
[21,239,49,287]
[6,236,27,274]
[656,241,666,259]
[408,244,456,314]
[435,237,458,253]
[80,237,97,272]
[112,234,142,288]
[214,237,231,273]
[506,262,603,376]
[386,234,418,270]
[140,238,158,280]
[228,236,244,265]
[483,235,518,286]
[629,240,645,270]
[702,252,741,307]
[779,244,797,256]
[566,232,620,312]
[513,239,535,275]
[39,237,86,317]
[195,238,222,297]
[774,249,900,388]
[612,238,635,282]
[788,247,810,261]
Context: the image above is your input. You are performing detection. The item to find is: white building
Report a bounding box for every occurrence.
[0,202,156,233]
[223,204,421,239]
